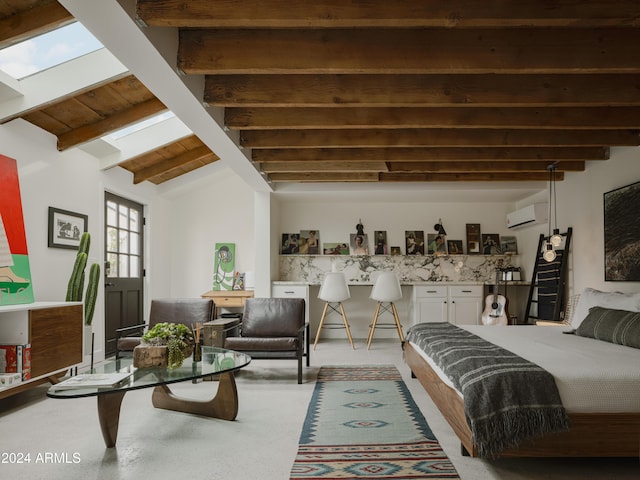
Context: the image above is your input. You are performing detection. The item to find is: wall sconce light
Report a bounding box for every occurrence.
[433,219,447,236]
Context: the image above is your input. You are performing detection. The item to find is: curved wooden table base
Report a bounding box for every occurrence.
[152,372,239,420]
[96,372,238,448]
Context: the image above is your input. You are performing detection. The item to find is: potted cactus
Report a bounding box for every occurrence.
[66,232,100,355]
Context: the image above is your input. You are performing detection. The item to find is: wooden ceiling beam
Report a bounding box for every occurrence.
[385,161,584,173]
[56,98,167,151]
[377,172,563,182]
[0,1,73,48]
[132,146,217,184]
[179,28,640,75]
[252,147,609,163]
[137,0,640,28]
[267,172,380,182]
[226,107,640,130]
[261,161,389,173]
[241,129,640,149]
[205,74,640,107]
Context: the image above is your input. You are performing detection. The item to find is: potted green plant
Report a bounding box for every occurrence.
[141,322,194,369]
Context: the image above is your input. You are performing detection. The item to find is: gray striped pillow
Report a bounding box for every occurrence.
[576,306,640,349]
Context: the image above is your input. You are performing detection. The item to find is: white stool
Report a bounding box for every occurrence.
[366,271,404,349]
[314,272,355,350]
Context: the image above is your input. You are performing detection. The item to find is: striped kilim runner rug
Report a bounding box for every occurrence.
[290,365,459,479]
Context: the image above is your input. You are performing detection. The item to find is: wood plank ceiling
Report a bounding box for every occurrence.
[2,1,640,186]
[135,0,640,184]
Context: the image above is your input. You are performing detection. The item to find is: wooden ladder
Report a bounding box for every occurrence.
[524,227,572,324]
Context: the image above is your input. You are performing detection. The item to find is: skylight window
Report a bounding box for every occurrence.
[0,22,103,79]
[104,112,176,141]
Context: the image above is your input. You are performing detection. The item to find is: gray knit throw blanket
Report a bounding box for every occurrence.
[405,322,569,458]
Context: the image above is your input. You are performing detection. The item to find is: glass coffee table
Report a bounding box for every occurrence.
[47,346,251,447]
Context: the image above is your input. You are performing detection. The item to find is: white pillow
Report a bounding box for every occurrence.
[571,288,640,328]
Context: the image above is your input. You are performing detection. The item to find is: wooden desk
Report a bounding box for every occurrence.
[201,290,254,317]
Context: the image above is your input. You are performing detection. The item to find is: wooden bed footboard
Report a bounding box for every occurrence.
[403,342,640,458]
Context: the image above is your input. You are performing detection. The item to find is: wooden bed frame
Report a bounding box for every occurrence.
[404,342,640,458]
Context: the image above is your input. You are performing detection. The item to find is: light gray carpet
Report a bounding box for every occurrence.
[0,339,637,479]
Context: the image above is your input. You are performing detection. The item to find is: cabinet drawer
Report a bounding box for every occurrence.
[272,285,308,298]
[413,285,448,298]
[449,285,483,297]
[215,297,245,307]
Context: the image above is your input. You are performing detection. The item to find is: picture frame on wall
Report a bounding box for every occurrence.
[299,230,320,254]
[447,240,464,254]
[500,235,518,254]
[466,223,481,254]
[373,230,388,255]
[281,233,299,254]
[427,233,447,255]
[604,180,640,281]
[323,242,349,255]
[481,234,502,254]
[405,230,425,255]
[48,207,88,250]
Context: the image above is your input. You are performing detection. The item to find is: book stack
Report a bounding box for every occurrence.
[0,344,31,382]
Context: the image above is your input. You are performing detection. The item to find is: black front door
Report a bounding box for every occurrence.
[104,192,144,356]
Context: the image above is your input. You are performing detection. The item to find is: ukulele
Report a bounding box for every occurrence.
[481,261,509,326]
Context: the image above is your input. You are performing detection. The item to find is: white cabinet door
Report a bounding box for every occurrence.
[412,285,448,324]
[417,297,448,323]
[449,296,482,325]
[448,285,483,325]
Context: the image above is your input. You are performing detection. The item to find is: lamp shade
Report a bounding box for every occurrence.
[370,271,402,302]
[318,272,351,302]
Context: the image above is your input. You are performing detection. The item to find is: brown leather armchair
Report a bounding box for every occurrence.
[115,298,215,359]
[224,297,309,383]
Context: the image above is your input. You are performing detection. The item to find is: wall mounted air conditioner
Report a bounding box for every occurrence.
[506,203,548,229]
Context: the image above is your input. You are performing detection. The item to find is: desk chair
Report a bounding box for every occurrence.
[314,272,355,350]
[366,271,404,349]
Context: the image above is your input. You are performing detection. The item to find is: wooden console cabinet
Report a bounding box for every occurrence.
[0,301,83,399]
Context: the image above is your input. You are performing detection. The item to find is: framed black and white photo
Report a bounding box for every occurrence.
[48,207,88,249]
[604,180,640,281]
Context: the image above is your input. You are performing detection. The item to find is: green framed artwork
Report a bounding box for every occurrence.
[213,243,235,290]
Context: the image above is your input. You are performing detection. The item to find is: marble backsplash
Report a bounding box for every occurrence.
[279,254,517,284]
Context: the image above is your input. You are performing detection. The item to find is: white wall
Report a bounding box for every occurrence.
[164,167,255,298]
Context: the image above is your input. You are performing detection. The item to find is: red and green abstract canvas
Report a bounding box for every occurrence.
[0,155,34,305]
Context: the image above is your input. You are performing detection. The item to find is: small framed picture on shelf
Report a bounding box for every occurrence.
[481,234,502,254]
[500,235,518,254]
[447,240,464,254]
[405,230,425,255]
[299,230,320,254]
[427,233,447,255]
[350,234,369,255]
[390,246,402,255]
[466,223,481,254]
[323,242,349,255]
[373,230,388,255]
[281,233,299,254]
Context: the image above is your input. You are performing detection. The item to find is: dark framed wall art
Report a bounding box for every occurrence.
[604,180,640,281]
[48,207,88,249]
